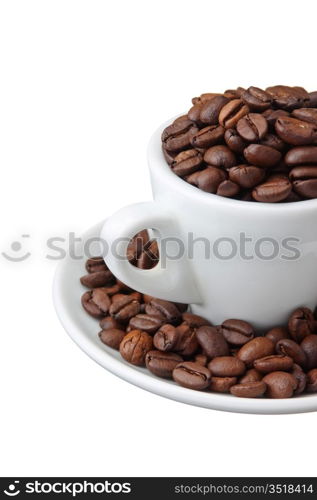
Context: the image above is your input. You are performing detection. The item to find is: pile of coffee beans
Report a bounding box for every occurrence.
[80,234,317,398]
[161,86,317,202]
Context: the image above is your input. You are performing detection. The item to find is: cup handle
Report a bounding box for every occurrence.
[100,201,201,303]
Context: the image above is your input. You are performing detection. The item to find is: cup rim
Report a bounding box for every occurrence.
[147,115,317,212]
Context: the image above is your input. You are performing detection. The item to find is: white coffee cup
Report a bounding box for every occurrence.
[101,119,317,330]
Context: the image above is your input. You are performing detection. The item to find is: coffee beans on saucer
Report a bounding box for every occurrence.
[80,242,317,399]
[162,86,317,202]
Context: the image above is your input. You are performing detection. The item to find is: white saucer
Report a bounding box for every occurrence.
[53,220,317,414]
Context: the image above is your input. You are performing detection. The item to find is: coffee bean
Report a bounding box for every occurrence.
[208,356,246,377]
[290,166,317,198]
[81,289,111,318]
[109,295,141,322]
[210,376,237,393]
[244,144,282,168]
[85,256,107,274]
[145,350,183,378]
[182,312,211,328]
[263,371,298,398]
[137,239,159,270]
[265,327,289,346]
[239,368,262,384]
[200,95,229,125]
[229,165,265,189]
[204,145,236,168]
[80,270,115,289]
[162,119,199,152]
[217,180,240,197]
[171,149,203,177]
[254,355,293,373]
[236,113,268,142]
[309,92,317,108]
[173,361,211,390]
[196,326,229,359]
[262,109,289,128]
[191,125,225,148]
[99,328,126,350]
[128,314,163,334]
[188,103,203,123]
[266,85,310,110]
[224,128,247,154]
[237,337,274,367]
[288,307,315,343]
[230,381,267,398]
[306,368,317,392]
[275,116,317,146]
[219,99,249,129]
[99,316,123,330]
[192,92,221,105]
[285,146,317,166]
[292,108,317,126]
[221,319,254,346]
[300,335,317,370]
[126,230,150,264]
[241,87,272,111]
[148,298,181,324]
[260,133,286,152]
[186,167,227,193]
[276,339,307,367]
[252,175,292,202]
[291,364,307,395]
[153,324,178,351]
[174,323,199,357]
[119,330,153,366]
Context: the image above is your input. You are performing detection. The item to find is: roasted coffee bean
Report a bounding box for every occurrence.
[81,289,111,318]
[244,144,282,168]
[109,295,141,322]
[309,92,317,107]
[241,87,272,111]
[221,319,254,346]
[217,180,240,197]
[288,307,315,343]
[266,85,309,110]
[208,356,246,377]
[290,166,317,198]
[173,361,211,390]
[300,335,317,370]
[162,119,199,152]
[192,93,221,105]
[237,337,274,367]
[188,103,203,123]
[99,316,123,330]
[204,145,236,168]
[85,256,107,274]
[276,339,307,367]
[229,165,265,189]
[224,128,247,154]
[191,125,225,148]
[239,368,262,384]
[128,314,163,334]
[210,376,237,393]
[80,270,115,289]
[291,364,307,395]
[119,330,153,366]
[230,381,267,398]
[174,323,199,357]
[145,350,183,378]
[260,133,286,152]
[275,116,317,146]
[194,354,208,366]
[219,99,249,129]
[306,368,317,392]
[162,145,177,165]
[186,167,227,193]
[148,298,181,324]
[254,355,293,373]
[126,230,150,264]
[265,327,289,346]
[252,175,292,202]
[262,109,289,128]
[263,371,298,398]
[200,95,229,125]
[171,149,203,177]
[285,146,317,165]
[292,108,317,126]
[196,326,229,359]
[153,324,178,352]
[182,312,211,328]
[99,328,126,350]
[137,239,159,270]
[236,113,268,142]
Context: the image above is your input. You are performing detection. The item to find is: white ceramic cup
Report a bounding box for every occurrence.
[101,118,317,330]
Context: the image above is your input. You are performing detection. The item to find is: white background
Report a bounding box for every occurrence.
[0,0,316,477]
